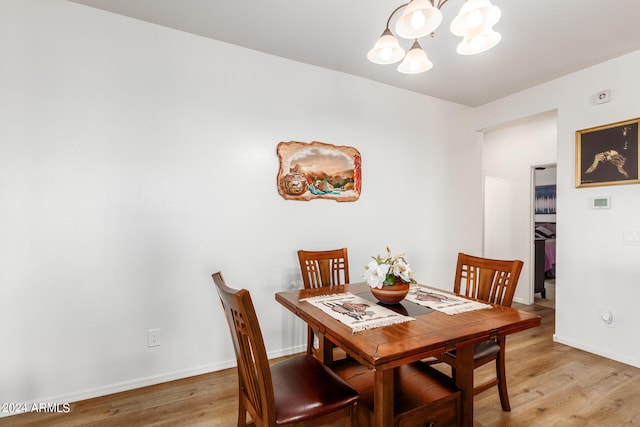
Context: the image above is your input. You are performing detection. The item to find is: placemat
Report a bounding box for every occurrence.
[301,292,415,332]
[404,286,492,315]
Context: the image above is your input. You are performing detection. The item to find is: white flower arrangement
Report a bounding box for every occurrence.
[364,247,417,289]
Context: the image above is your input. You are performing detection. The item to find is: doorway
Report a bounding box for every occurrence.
[481,110,557,305]
[532,164,556,308]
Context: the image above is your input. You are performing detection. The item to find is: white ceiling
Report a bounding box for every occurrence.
[70,0,640,107]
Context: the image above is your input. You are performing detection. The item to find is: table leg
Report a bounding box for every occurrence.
[455,345,475,427]
[372,368,394,427]
[317,333,334,365]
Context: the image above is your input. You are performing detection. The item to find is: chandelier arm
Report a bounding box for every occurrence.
[385,2,410,29]
[435,0,451,10]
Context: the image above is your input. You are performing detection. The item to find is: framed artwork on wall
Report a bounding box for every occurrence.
[276,140,361,202]
[535,185,556,214]
[576,118,640,188]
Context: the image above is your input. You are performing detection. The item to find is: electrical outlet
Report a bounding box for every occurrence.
[148,329,161,347]
[600,310,614,328]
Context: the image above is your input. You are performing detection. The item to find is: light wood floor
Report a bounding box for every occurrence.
[534,279,555,309]
[3,301,640,427]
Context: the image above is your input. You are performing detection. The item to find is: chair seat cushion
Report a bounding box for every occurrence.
[271,355,359,424]
[445,339,500,360]
[472,340,501,359]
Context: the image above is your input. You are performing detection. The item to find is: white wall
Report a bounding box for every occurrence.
[476,52,640,368]
[482,112,557,304]
[0,0,483,409]
[536,167,557,186]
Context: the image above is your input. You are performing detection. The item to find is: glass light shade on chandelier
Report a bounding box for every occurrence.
[456,27,501,55]
[450,0,501,37]
[397,41,433,74]
[367,29,406,64]
[395,0,443,39]
[367,0,502,74]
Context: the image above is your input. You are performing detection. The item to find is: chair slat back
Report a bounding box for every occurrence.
[297,248,349,289]
[212,272,276,426]
[454,253,523,307]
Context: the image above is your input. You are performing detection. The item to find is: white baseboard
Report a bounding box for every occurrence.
[1,344,307,419]
[0,361,228,419]
[553,334,640,369]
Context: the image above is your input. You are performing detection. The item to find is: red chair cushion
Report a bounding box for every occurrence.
[271,355,359,424]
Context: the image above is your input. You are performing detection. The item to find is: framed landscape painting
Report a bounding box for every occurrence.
[276,141,361,202]
[576,118,640,188]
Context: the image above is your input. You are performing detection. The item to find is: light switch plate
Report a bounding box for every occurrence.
[623,230,640,246]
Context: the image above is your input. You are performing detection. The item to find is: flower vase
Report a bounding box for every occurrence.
[370,281,410,305]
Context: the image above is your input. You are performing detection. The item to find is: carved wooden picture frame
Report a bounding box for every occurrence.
[277,141,361,202]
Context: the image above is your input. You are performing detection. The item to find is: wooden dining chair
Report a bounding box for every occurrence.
[297,248,349,289]
[436,252,524,412]
[212,272,359,427]
[297,248,349,358]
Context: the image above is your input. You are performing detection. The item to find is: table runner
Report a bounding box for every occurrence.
[404,286,492,315]
[301,292,415,332]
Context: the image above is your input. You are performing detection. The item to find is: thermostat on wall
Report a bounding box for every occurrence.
[591,196,611,209]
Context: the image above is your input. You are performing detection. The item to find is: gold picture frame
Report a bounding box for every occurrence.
[576,118,640,188]
[276,141,361,202]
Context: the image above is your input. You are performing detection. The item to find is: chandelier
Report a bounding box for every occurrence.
[367,0,502,74]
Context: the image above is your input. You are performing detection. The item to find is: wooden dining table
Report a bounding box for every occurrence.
[275,282,541,427]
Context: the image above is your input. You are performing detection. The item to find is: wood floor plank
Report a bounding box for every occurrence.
[2,302,639,426]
